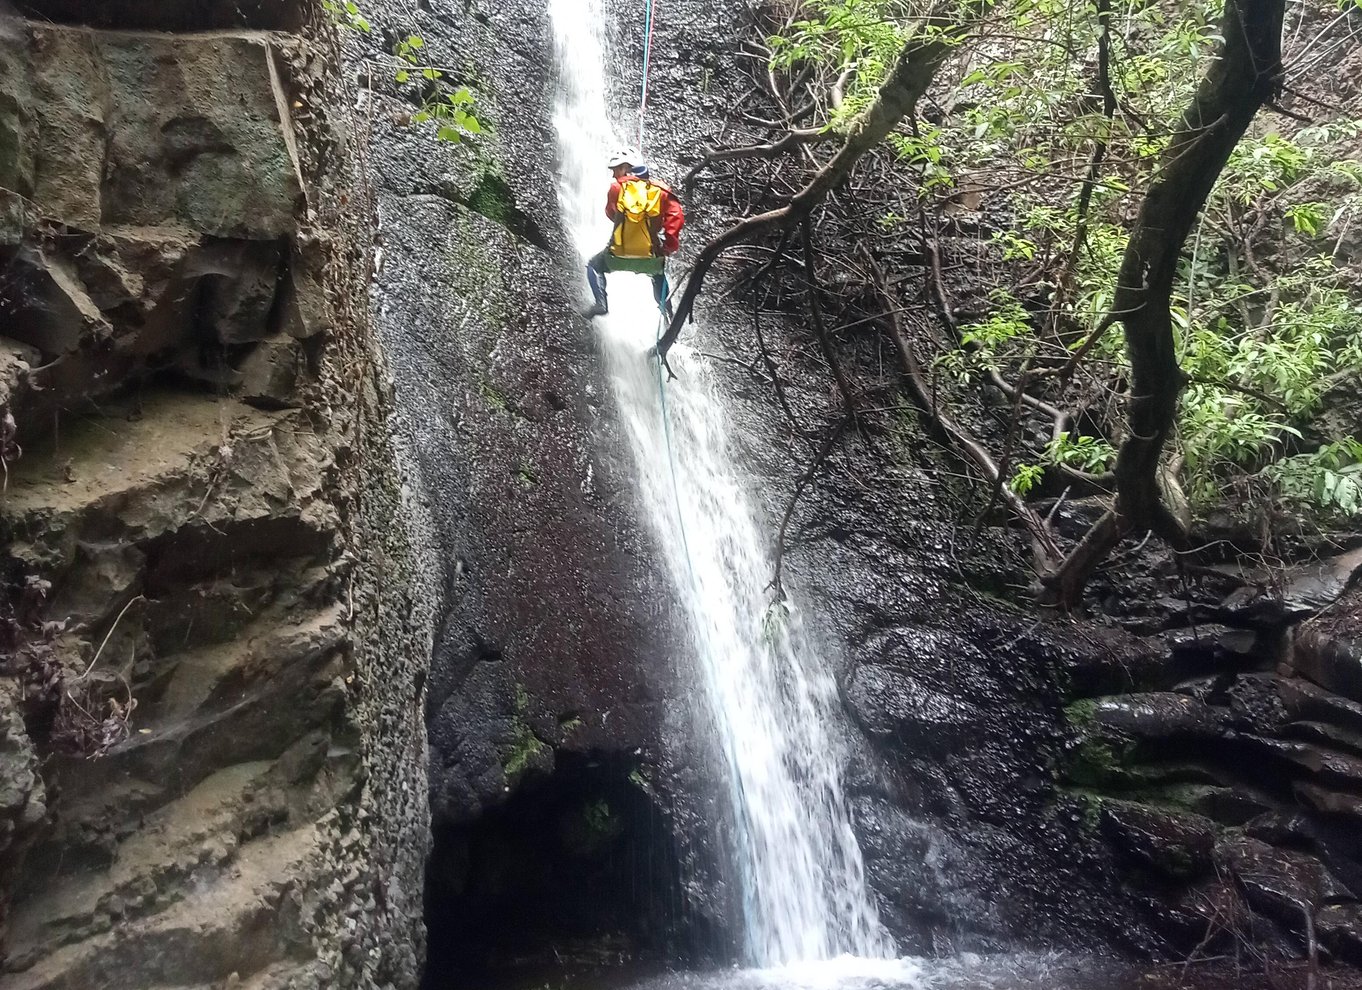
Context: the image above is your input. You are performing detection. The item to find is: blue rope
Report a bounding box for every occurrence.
[637,1,697,581]
[653,287,696,580]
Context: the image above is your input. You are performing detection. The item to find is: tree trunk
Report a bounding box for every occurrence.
[1046,0,1285,602]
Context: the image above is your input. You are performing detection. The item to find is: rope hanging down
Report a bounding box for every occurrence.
[638,0,655,152]
[635,0,697,578]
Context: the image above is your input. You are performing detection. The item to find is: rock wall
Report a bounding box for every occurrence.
[0,4,429,988]
[352,1,735,979]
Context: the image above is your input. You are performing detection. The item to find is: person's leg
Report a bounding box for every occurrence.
[585,250,610,315]
[652,269,675,322]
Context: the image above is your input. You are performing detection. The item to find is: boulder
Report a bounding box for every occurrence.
[1294,625,1362,705]
[1216,836,1352,932]
[1083,692,1233,741]
[1221,545,1362,625]
[1319,903,1362,964]
[1280,677,1362,735]
[844,662,987,749]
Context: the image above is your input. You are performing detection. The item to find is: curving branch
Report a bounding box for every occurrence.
[683,128,829,191]
[800,219,858,422]
[863,250,1062,562]
[651,2,987,361]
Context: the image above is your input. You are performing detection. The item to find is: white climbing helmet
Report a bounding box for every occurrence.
[607,147,639,169]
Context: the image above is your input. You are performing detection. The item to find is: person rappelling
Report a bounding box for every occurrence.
[583,148,686,320]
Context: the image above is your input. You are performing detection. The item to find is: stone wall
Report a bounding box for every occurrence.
[0,5,429,988]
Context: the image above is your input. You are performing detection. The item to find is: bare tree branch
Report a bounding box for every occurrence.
[651,1,988,361]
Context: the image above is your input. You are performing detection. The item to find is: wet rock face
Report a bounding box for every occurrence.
[363,0,673,823]
[11,0,304,31]
[0,8,427,990]
[1049,561,1362,962]
[354,0,735,978]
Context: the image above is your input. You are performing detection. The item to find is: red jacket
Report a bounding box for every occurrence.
[605,178,686,255]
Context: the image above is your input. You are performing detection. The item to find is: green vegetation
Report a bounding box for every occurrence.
[582,799,615,838]
[504,683,546,778]
[753,0,1362,596]
[322,1,488,144]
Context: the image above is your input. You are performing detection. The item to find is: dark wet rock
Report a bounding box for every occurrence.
[1288,721,1362,758]
[1084,693,1234,741]
[844,660,988,750]
[1216,836,1353,933]
[1223,546,1362,624]
[1294,781,1362,821]
[1099,802,1216,881]
[1164,623,1264,670]
[1225,675,1292,733]
[1320,903,1362,965]
[1177,785,1273,826]
[348,1,736,979]
[1241,735,1362,791]
[1280,678,1362,735]
[1295,624,1362,706]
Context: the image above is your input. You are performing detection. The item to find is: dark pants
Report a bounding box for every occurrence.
[587,250,672,317]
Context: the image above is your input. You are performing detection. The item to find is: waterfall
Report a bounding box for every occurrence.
[549,0,895,967]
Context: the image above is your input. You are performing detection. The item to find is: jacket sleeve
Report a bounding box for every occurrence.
[660,191,686,255]
[604,181,621,222]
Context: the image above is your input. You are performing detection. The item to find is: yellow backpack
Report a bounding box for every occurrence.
[611,179,663,259]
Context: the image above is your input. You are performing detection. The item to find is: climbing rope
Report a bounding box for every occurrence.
[638,0,655,153]
[635,0,697,578]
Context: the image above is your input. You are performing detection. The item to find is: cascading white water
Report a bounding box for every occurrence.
[549,0,895,967]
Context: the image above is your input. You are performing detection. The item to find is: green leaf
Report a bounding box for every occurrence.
[395,69,410,83]
[436,125,462,143]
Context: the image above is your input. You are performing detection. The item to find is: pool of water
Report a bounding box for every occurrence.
[488,952,1347,990]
